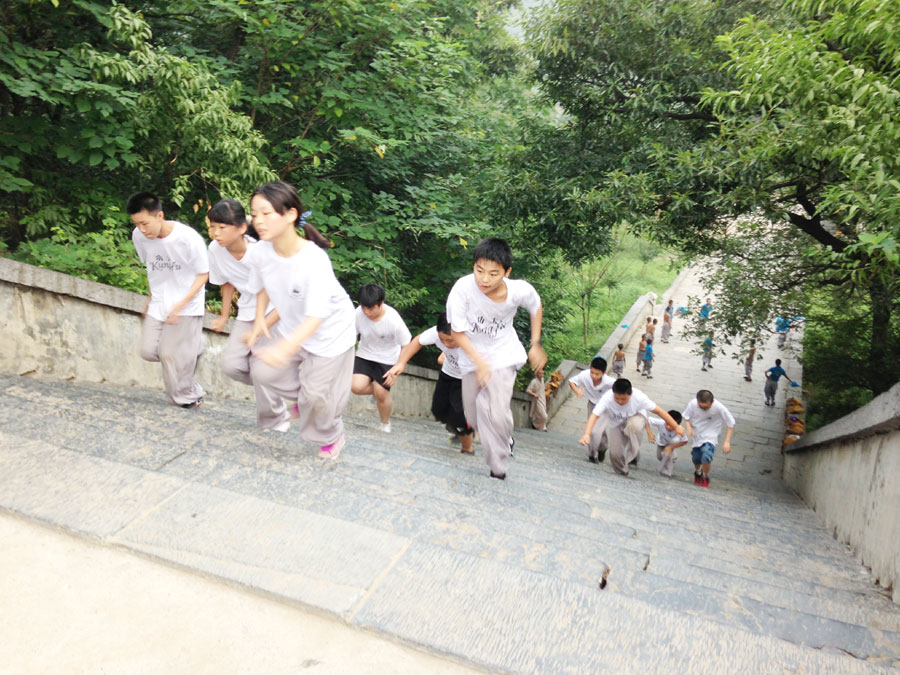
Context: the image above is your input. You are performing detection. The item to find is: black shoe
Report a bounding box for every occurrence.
[181,396,203,409]
[588,455,599,464]
[490,471,506,480]
[629,458,638,467]
[509,436,515,457]
[598,448,606,463]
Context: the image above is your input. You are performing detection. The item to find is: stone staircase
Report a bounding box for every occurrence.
[2,373,898,672]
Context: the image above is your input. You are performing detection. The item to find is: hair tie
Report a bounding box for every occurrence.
[300,210,313,227]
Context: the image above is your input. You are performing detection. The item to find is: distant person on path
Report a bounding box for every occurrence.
[682,390,735,488]
[700,298,714,321]
[641,337,655,378]
[647,410,689,478]
[385,312,474,453]
[701,334,714,371]
[776,316,791,349]
[744,339,756,382]
[128,191,208,409]
[207,198,291,431]
[568,356,616,462]
[243,181,356,460]
[351,283,412,433]
[579,378,684,476]
[661,310,672,343]
[764,358,794,407]
[525,368,549,431]
[611,344,626,378]
[446,237,546,480]
[636,333,647,373]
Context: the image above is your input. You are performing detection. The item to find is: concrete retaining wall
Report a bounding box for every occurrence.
[784,382,900,603]
[0,258,530,426]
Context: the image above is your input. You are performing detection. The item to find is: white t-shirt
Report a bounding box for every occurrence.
[208,238,273,322]
[648,416,688,447]
[592,388,656,428]
[355,304,412,365]
[133,221,208,322]
[682,399,736,447]
[569,370,616,406]
[419,326,464,379]
[445,275,541,375]
[244,241,355,357]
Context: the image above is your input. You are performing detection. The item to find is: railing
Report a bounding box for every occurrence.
[783,382,900,604]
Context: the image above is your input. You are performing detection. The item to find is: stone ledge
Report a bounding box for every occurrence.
[787,381,900,453]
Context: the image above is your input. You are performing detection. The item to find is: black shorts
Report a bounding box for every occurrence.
[432,370,471,434]
[353,356,392,390]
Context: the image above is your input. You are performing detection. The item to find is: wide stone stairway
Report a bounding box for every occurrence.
[2,367,898,672]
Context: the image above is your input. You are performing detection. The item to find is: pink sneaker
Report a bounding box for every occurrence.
[288,402,300,421]
[318,433,344,460]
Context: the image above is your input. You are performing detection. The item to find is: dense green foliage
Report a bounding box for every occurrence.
[3,0,898,421]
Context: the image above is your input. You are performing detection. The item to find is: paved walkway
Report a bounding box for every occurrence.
[550,268,802,488]
[2,268,898,673]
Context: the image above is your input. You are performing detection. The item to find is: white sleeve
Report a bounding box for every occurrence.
[569,370,588,387]
[446,280,470,333]
[244,246,264,295]
[208,244,226,286]
[418,326,439,347]
[512,280,541,315]
[184,230,209,275]
[720,403,736,428]
[393,311,412,346]
[682,400,696,421]
[132,230,146,263]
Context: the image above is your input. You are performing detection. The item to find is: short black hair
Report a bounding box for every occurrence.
[612,378,632,395]
[590,356,607,372]
[358,282,386,308]
[668,410,683,424]
[775,358,782,366]
[697,389,714,404]
[126,191,161,215]
[473,237,512,271]
[646,337,653,345]
[436,312,451,335]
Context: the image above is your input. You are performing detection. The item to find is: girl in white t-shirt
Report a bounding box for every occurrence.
[244,182,356,460]
[207,199,291,432]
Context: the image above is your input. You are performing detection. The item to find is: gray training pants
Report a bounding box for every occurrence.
[140,315,205,406]
[221,320,290,430]
[252,343,354,447]
[608,414,646,476]
[462,366,517,477]
[585,401,609,460]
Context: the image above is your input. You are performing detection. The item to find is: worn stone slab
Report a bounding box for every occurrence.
[111,482,409,616]
[353,542,885,674]
[0,438,185,538]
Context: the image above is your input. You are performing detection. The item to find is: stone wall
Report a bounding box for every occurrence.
[783,382,900,603]
[0,258,530,426]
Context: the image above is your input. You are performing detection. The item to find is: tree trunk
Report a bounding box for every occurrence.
[868,275,893,395]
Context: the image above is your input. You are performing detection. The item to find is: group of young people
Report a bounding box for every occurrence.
[129,183,545,478]
[564,299,735,488]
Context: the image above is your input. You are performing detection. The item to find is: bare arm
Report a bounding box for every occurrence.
[451,329,491,387]
[245,289,272,348]
[652,405,685,437]
[384,335,424,387]
[579,413,599,446]
[257,315,324,368]
[165,273,209,324]
[528,306,547,372]
[723,426,734,454]
[211,282,235,332]
[568,381,585,397]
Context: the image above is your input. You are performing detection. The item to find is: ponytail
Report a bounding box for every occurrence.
[251,181,331,249]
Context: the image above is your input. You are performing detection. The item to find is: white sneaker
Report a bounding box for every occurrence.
[381,422,392,433]
[272,420,291,433]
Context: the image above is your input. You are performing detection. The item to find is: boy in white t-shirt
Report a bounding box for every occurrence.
[579,378,684,476]
[446,237,546,480]
[647,410,689,477]
[682,389,735,488]
[568,356,616,463]
[385,312,474,453]
[351,283,412,433]
[128,191,208,408]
